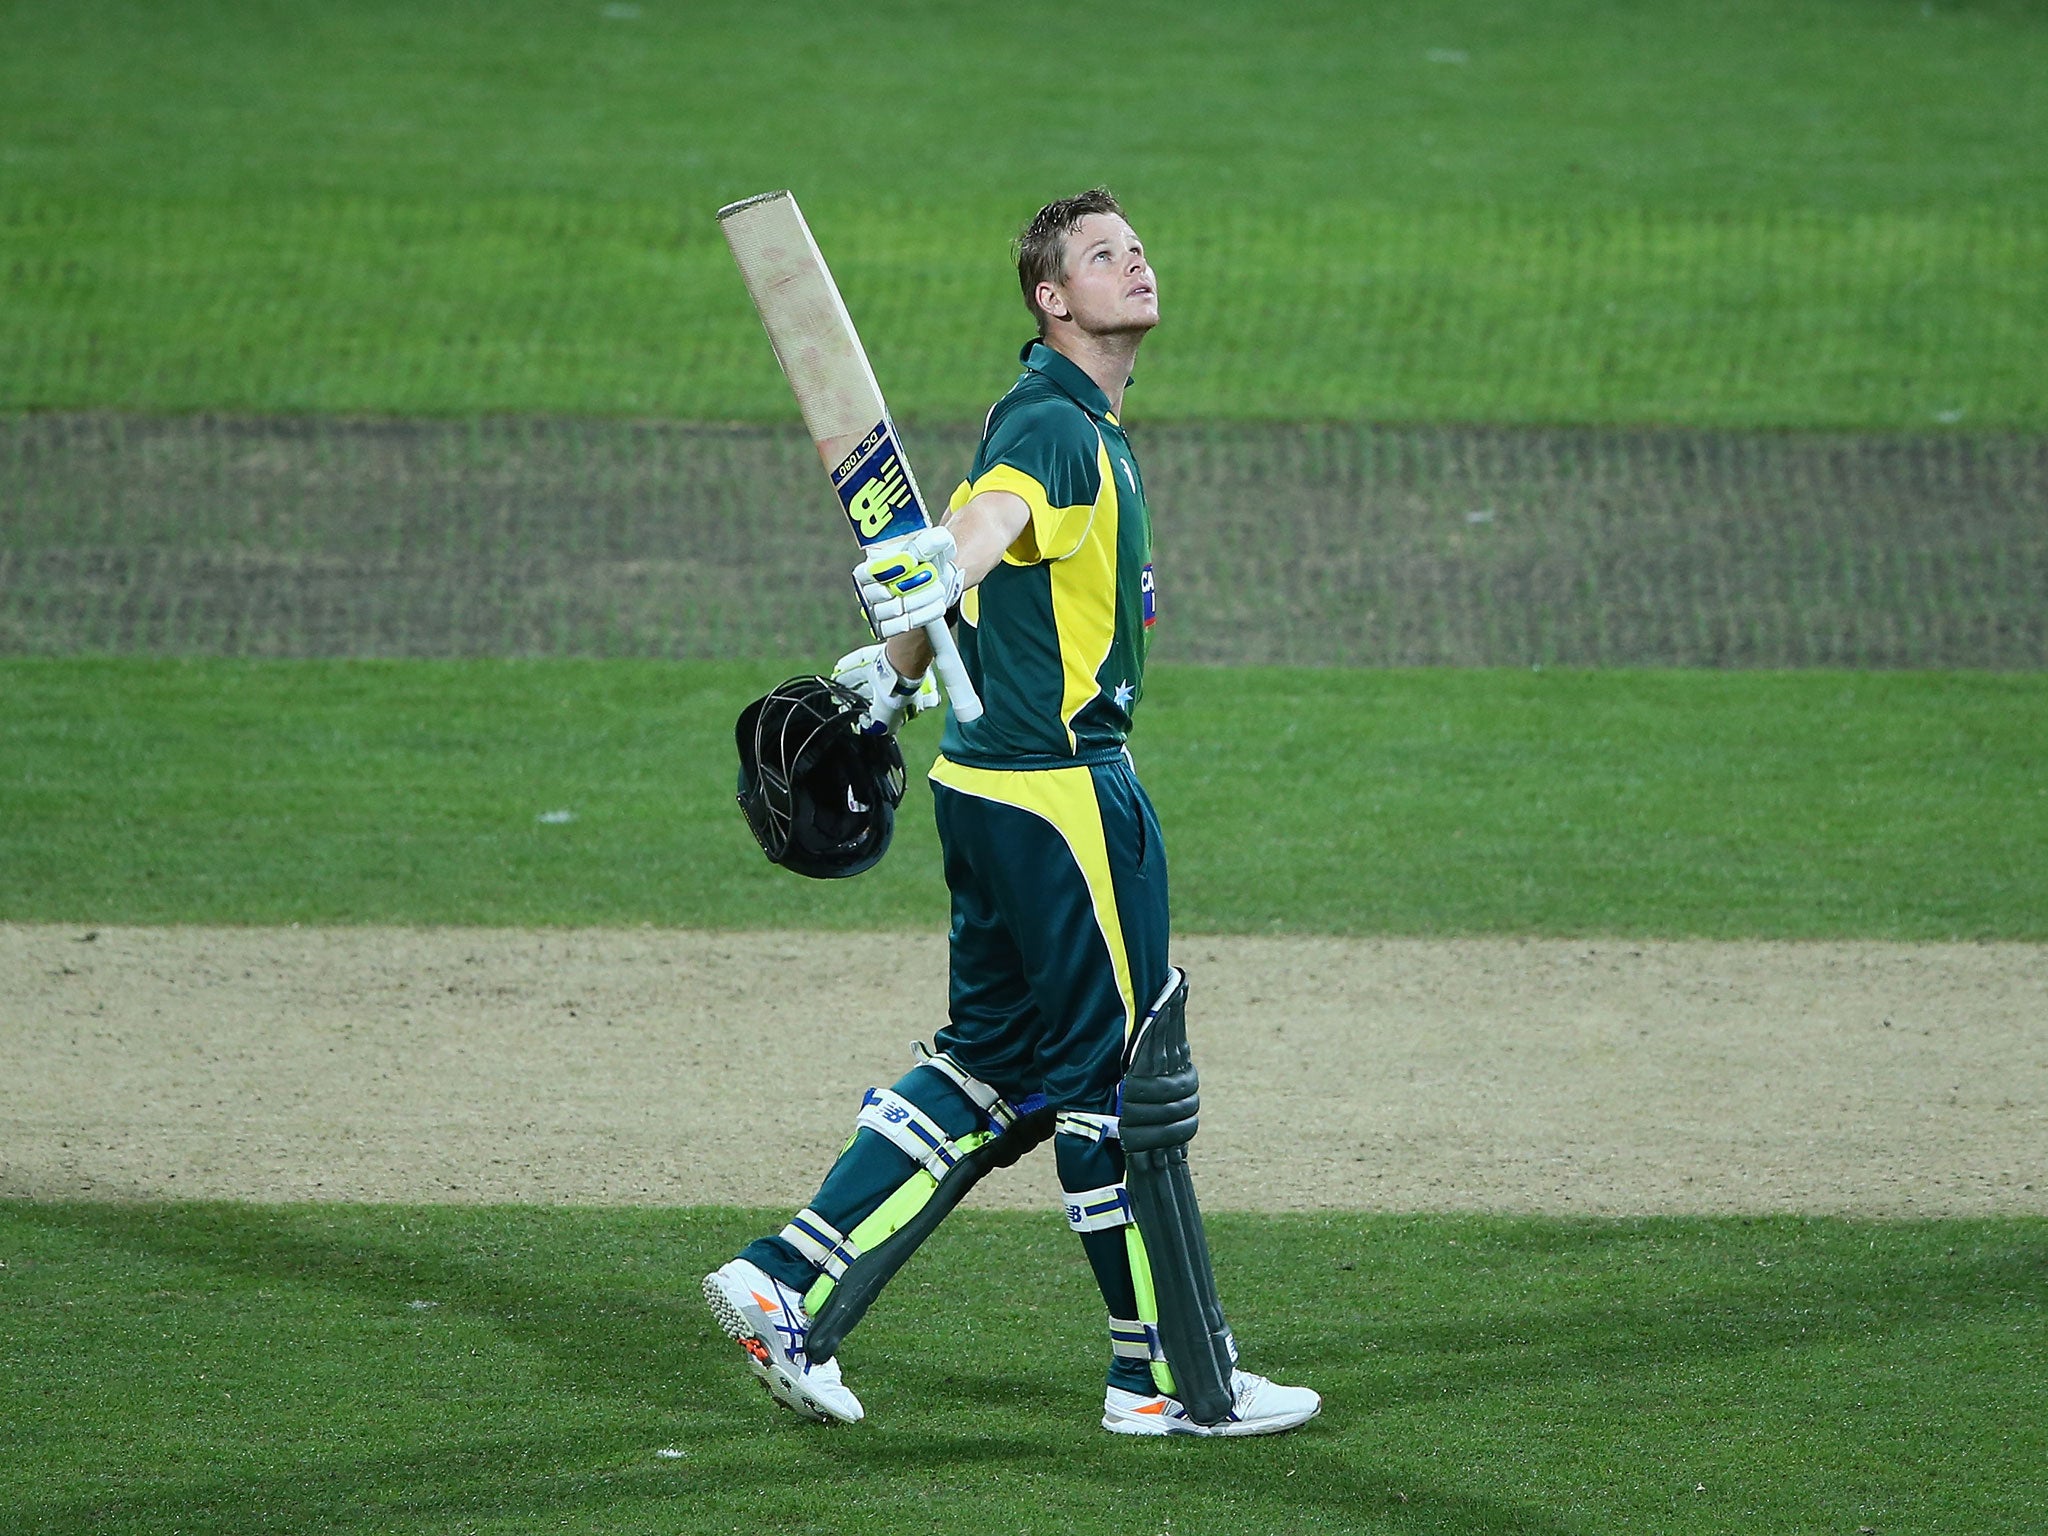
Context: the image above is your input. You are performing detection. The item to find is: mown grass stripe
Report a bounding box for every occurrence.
[6,416,2042,667]
[2,659,2042,939]
[5,197,2043,427]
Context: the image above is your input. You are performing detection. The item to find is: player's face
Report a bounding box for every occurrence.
[1049,214,1158,337]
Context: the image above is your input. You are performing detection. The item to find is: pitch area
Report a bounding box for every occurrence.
[5,924,2044,1216]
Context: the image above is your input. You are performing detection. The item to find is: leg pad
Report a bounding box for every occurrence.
[805,1097,1055,1363]
[1121,967,1237,1425]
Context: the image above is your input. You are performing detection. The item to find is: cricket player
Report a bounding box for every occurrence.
[706,190,1320,1437]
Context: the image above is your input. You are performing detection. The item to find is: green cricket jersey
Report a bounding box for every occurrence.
[936,341,1157,768]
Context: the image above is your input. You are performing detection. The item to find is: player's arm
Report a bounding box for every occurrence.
[871,490,1030,681]
[857,395,1091,686]
[947,488,1035,585]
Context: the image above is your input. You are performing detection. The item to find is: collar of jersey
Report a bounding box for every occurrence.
[1018,340,1129,426]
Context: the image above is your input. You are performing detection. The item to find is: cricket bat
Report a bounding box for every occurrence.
[716,190,983,724]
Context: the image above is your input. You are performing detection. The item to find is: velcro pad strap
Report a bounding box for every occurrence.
[1055,1111,1120,1143]
[780,1208,860,1280]
[1063,1182,1134,1233]
[856,1087,962,1180]
[1108,1315,1158,1363]
[913,1043,1021,1131]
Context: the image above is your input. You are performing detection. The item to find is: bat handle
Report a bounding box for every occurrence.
[862,621,980,731]
[926,619,983,723]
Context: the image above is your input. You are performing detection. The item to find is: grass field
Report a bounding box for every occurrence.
[5,0,2046,424]
[6,4,2043,1528]
[3,658,2043,938]
[3,1204,2043,1535]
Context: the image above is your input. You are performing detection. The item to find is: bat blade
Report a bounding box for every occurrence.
[717,190,930,551]
[718,190,982,723]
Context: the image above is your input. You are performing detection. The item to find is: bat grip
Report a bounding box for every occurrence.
[926,619,983,723]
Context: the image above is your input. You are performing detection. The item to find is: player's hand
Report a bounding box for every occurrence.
[832,642,938,730]
[854,527,964,640]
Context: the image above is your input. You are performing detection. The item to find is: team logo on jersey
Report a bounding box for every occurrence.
[1141,563,1156,627]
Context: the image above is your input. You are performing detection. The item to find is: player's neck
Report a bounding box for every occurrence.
[1045,330,1143,419]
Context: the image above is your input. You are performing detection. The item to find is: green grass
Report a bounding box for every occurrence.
[2,1203,2042,1534]
[3,658,2043,938]
[3,0,2046,426]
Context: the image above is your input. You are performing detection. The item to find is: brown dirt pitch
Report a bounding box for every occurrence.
[3,924,2042,1217]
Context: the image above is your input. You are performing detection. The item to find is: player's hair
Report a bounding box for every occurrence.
[1015,188,1127,336]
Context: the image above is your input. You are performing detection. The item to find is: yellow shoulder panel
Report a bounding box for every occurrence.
[1047,430,1121,746]
[966,463,1096,566]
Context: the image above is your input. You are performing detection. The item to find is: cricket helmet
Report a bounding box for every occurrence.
[735,675,906,879]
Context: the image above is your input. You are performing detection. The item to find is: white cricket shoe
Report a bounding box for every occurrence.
[1102,1368,1321,1437]
[702,1258,864,1425]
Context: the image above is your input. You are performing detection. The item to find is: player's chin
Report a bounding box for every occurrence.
[1113,302,1161,335]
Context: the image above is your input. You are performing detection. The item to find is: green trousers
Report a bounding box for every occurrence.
[928,750,1170,1112]
[741,750,1174,1391]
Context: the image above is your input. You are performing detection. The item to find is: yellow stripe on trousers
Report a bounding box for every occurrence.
[927,755,1137,1041]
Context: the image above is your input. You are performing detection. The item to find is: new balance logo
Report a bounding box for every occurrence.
[844,455,913,537]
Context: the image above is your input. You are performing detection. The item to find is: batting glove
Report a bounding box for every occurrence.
[854,527,964,640]
[832,642,938,731]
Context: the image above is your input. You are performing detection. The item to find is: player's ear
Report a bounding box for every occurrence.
[1035,280,1069,323]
